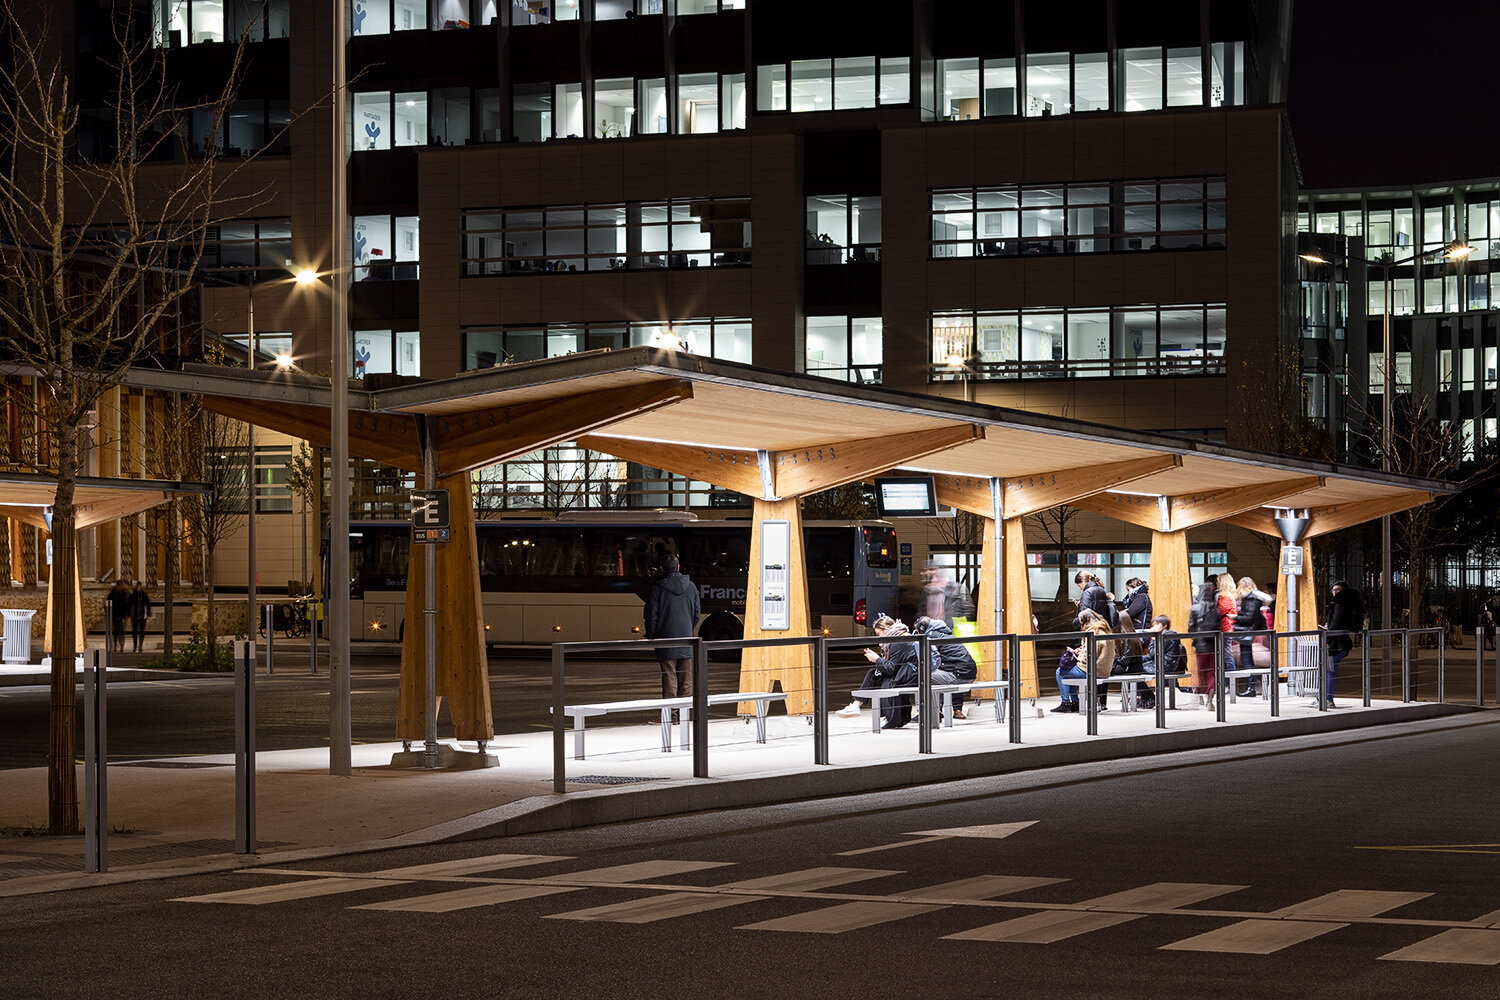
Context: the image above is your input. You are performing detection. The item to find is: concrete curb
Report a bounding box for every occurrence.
[0,667,186,687]
[0,701,1476,899]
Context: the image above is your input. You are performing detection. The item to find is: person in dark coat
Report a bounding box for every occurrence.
[1122,578,1152,631]
[1232,576,1272,696]
[921,563,975,629]
[1072,571,1113,629]
[643,555,701,700]
[1321,580,1364,708]
[107,581,131,652]
[128,581,153,653]
[1141,614,1186,709]
[851,615,920,729]
[915,615,978,717]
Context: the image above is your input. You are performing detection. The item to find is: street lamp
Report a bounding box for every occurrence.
[944,352,974,403]
[1299,237,1473,635]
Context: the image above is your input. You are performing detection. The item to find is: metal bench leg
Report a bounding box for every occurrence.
[871,696,883,733]
[996,688,1007,724]
[941,693,954,728]
[754,700,769,743]
[680,707,691,751]
[573,717,587,761]
[660,708,672,752]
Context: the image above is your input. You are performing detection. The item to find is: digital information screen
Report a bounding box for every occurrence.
[874,477,938,518]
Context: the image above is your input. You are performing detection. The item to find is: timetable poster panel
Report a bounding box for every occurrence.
[759,519,792,631]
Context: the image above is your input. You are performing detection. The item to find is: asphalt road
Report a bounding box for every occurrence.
[2,715,1497,999]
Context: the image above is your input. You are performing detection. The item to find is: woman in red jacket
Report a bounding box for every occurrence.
[1215,573,1239,672]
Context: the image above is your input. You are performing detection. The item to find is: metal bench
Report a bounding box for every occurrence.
[850,680,1008,732]
[558,691,785,760]
[1063,672,1194,712]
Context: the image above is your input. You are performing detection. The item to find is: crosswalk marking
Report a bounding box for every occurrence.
[946,909,1143,943]
[174,877,409,905]
[901,875,1064,902]
[550,860,732,884]
[740,900,947,934]
[1379,929,1500,965]
[1270,889,1430,920]
[716,867,899,892]
[548,892,770,924]
[354,883,581,913]
[370,853,572,879]
[1474,909,1500,926]
[1081,882,1247,911]
[1161,919,1342,954]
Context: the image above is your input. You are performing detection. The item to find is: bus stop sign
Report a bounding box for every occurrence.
[411,490,450,543]
[1279,543,1304,576]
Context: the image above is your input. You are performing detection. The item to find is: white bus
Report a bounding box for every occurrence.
[345,513,900,646]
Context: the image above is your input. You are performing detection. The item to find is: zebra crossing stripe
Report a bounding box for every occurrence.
[173,877,409,905]
[550,860,733,884]
[1162,890,1432,955]
[1080,882,1247,911]
[1475,909,1500,927]
[945,908,1144,944]
[715,867,900,892]
[901,875,1065,902]
[354,884,582,914]
[740,900,948,934]
[549,892,771,924]
[1379,929,1500,965]
[369,853,572,879]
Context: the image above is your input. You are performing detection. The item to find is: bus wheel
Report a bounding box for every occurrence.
[700,617,743,660]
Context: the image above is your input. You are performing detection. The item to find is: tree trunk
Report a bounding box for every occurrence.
[205,549,216,652]
[163,500,176,663]
[47,448,78,835]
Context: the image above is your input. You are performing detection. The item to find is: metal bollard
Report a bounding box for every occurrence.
[1317,630,1329,711]
[1477,627,1486,708]
[1401,631,1412,703]
[309,607,318,675]
[1437,629,1446,704]
[1085,636,1099,737]
[917,633,933,754]
[1269,632,1280,718]
[263,604,275,676]
[234,639,256,854]
[692,637,708,779]
[1153,637,1166,730]
[84,649,108,873]
[1362,632,1372,707]
[813,637,829,765]
[1214,635,1226,723]
[1007,636,1022,745]
[551,644,566,794]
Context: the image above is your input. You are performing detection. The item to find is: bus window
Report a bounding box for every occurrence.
[805,528,853,579]
[863,526,897,568]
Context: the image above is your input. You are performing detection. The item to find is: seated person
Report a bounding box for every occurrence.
[914,615,978,719]
[1138,614,1186,709]
[1052,643,1086,713]
[837,614,919,729]
[1107,612,1148,710]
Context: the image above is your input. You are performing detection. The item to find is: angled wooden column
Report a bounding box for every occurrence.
[398,471,493,742]
[1148,529,1191,633]
[739,498,812,714]
[1002,516,1038,699]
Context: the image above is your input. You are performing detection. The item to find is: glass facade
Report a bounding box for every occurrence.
[805,196,881,263]
[463,318,752,369]
[353,215,420,279]
[804,317,883,383]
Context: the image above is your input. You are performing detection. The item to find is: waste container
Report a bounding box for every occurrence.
[2,608,37,664]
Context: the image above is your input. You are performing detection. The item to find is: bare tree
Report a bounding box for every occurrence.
[922,509,985,593]
[0,2,270,832]
[1027,504,1091,604]
[178,402,250,651]
[800,483,875,521]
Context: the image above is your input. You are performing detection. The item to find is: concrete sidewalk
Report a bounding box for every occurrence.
[0,693,1479,898]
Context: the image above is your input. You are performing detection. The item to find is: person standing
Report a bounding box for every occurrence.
[107,581,131,653]
[1122,577,1152,631]
[921,562,974,629]
[1322,580,1364,709]
[1185,579,1220,705]
[643,555,701,703]
[1232,576,1271,696]
[1072,570,1114,629]
[128,581,153,653]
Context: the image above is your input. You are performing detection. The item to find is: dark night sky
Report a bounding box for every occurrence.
[1287,2,1500,190]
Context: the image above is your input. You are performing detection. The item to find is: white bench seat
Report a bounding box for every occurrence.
[557,691,785,760]
[850,679,1008,732]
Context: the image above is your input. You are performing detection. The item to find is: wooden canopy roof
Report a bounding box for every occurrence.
[125,347,1450,528]
[0,473,210,530]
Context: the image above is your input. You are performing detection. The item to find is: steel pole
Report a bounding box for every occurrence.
[1381,265,1394,650]
[245,283,256,671]
[83,649,107,873]
[813,637,829,765]
[422,421,438,768]
[234,639,255,854]
[329,0,352,776]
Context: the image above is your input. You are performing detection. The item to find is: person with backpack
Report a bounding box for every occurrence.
[1186,580,1220,705]
[643,555,701,705]
[914,615,978,719]
[1122,578,1152,631]
[1142,614,1186,709]
[1321,580,1365,708]
[1073,570,1115,629]
[1232,576,1273,696]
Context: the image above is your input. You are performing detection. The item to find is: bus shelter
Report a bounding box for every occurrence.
[127,348,1448,747]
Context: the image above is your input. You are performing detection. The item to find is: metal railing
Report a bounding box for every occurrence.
[547,625,1472,793]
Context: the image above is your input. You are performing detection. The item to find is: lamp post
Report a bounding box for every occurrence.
[330,0,352,776]
[1299,238,1473,636]
[945,353,973,403]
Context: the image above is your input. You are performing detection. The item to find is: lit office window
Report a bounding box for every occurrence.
[352,0,427,34]
[1024,52,1069,116]
[637,78,668,134]
[511,0,577,22]
[225,99,292,155]
[202,218,293,270]
[512,83,552,142]
[431,0,486,28]
[1165,47,1202,106]
[805,316,883,383]
[761,57,906,113]
[930,304,1227,379]
[353,330,421,377]
[463,318,751,370]
[721,73,747,128]
[1118,47,1164,111]
[756,63,787,112]
[1423,203,1454,253]
[674,0,744,12]
[394,92,427,145]
[790,61,832,111]
[430,89,471,145]
[152,1,290,45]
[806,195,881,263]
[596,0,664,18]
[834,57,878,109]
[353,215,419,279]
[219,446,294,513]
[353,92,392,150]
[879,58,909,104]
[555,82,584,137]
[594,78,635,137]
[677,74,720,134]
[1074,53,1109,111]
[939,58,979,120]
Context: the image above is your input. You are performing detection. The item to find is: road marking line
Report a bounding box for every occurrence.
[1271,890,1430,919]
[946,909,1143,943]
[370,854,572,878]
[841,821,1037,855]
[740,900,947,934]
[839,836,949,856]
[901,875,1065,902]
[174,877,409,905]
[550,860,732,884]
[1081,883,1247,911]
[1379,929,1500,965]
[354,884,581,913]
[1475,909,1500,926]
[0,854,36,864]
[716,867,900,892]
[548,892,770,924]
[1161,919,1344,954]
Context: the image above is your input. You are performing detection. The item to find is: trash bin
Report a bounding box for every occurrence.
[2,608,37,664]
